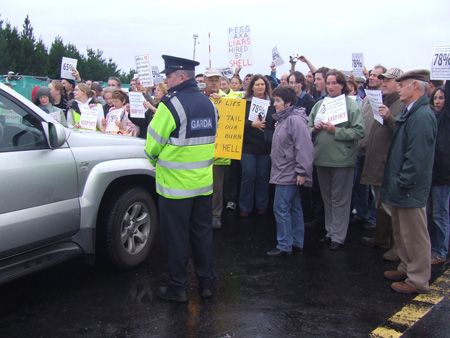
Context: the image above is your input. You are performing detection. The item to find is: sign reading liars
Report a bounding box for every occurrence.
[228,25,253,68]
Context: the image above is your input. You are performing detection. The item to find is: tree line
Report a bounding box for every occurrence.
[0,15,135,83]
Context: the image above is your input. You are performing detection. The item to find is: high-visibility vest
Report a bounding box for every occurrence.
[145,80,218,199]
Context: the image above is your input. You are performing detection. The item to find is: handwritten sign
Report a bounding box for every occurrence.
[365,89,384,125]
[213,98,246,160]
[228,25,252,68]
[248,97,270,122]
[105,108,123,133]
[129,92,146,119]
[314,95,348,126]
[352,53,364,78]
[272,46,285,66]
[79,105,100,131]
[135,54,153,87]
[431,44,450,80]
[61,57,78,80]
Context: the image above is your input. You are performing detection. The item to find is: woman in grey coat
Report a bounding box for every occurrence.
[267,86,314,256]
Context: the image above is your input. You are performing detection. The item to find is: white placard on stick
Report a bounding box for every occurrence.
[129,92,146,119]
[105,108,123,133]
[151,66,164,85]
[431,44,450,80]
[79,105,99,131]
[364,89,384,125]
[248,97,270,122]
[272,46,285,66]
[351,53,364,78]
[61,57,78,80]
[135,54,154,87]
[228,25,252,68]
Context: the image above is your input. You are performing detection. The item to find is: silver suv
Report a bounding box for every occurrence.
[0,83,158,285]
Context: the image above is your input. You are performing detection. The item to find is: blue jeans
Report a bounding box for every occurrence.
[273,185,305,252]
[239,153,270,213]
[352,155,376,224]
[431,185,450,258]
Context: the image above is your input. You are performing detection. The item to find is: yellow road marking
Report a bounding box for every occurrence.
[370,267,449,338]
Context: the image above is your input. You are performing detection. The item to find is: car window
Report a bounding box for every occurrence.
[0,92,48,152]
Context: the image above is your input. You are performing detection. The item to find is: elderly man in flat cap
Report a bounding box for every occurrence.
[380,70,437,294]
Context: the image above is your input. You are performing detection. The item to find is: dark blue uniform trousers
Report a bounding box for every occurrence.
[159,194,214,291]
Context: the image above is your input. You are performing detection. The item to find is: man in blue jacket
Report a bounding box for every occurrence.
[381,70,437,294]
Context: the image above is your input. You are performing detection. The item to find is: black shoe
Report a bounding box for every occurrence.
[329,241,343,251]
[199,287,213,299]
[362,222,376,230]
[157,286,188,303]
[266,248,292,256]
[320,236,331,244]
[292,246,303,253]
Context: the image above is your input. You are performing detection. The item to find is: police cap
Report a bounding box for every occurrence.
[160,55,200,75]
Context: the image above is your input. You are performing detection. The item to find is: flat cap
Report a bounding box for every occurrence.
[378,68,403,80]
[395,69,430,82]
[160,55,199,75]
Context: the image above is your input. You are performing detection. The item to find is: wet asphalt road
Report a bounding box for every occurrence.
[0,209,448,338]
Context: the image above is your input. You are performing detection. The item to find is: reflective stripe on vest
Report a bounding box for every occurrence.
[157,158,213,170]
[156,183,213,197]
[147,125,168,145]
[167,96,216,146]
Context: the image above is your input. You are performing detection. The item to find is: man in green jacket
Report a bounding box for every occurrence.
[381,70,437,294]
[145,55,217,302]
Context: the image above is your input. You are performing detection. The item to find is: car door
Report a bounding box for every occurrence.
[0,89,80,258]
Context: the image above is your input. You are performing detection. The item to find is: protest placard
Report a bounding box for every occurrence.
[61,57,78,80]
[129,92,146,119]
[218,67,234,78]
[135,54,153,87]
[272,46,285,66]
[352,53,364,78]
[228,25,252,68]
[213,98,246,160]
[314,95,348,126]
[79,105,100,131]
[364,89,384,125]
[151,66,164,85]
[431,44,450,80]
[248,97,270,122]
[105,108,123,133]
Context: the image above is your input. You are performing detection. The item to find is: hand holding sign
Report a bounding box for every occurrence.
[248,97,270,122]
[61,57,78,80]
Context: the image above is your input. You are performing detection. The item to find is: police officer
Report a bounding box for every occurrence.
[145,55,217,302]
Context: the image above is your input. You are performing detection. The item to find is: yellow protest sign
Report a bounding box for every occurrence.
[213,98,246,160]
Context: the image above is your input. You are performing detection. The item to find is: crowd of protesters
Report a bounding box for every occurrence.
[21,53,449,295]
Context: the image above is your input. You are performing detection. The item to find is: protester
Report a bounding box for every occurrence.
[102,87,115,116]
[360,68,405,258]
[91,82,105,105]
[61,78,76,102]
[145,55,217,302]
[230,75,243,92]
[242,73,253,92]
[34,87,67,126]
[240,74,275,217]
[381,70,437,294]
[204,68,230,229]
[313,67,330,100]
[101,89,139,136]
[430,87,445,113]
[287,71,315,115]
[107,76,121,88]
[267,86,313,256]
[66,83,103,129]
[429,81,449,265]
[427,80,444,98]
[48,80,68,112]
[308,70,364,250]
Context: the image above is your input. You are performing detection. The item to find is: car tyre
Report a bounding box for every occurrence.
[101,187,157,269]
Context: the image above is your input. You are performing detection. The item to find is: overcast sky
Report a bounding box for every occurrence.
[2,0,450,78]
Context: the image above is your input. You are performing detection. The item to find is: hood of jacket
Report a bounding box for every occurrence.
[272,106,308,124]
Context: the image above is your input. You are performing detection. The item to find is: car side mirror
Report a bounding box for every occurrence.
[48,122,67,148]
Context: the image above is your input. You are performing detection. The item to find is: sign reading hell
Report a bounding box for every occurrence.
[213,98,246,160]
